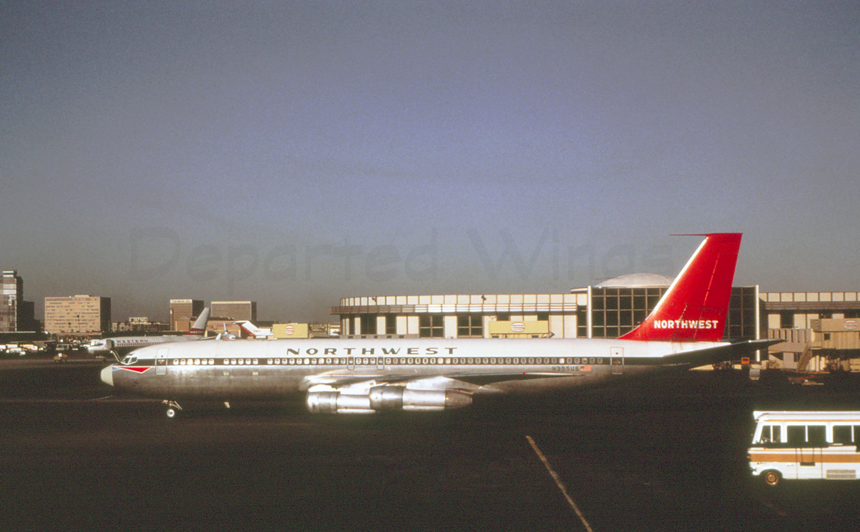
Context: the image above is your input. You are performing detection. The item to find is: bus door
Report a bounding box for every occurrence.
[155,348,169,376]
[796,447,823,479]
[790,425,825,479]
[610,347,624,375]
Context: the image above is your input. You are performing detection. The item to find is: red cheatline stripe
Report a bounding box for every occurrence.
[118,366,150,374]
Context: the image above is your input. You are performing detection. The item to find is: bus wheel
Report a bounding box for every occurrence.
[763,470,781,486]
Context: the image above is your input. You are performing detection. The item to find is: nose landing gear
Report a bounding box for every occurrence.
[162,400,183,419]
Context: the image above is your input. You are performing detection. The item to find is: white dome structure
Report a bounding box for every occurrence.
[595,273,673,288]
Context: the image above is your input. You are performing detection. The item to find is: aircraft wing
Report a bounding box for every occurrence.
[302,370,579,392]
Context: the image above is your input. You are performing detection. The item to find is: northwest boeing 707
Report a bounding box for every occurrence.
[100,234,775,416]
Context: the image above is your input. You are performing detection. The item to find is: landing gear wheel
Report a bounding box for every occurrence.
[162,400,183,419]
[763,470,781,486]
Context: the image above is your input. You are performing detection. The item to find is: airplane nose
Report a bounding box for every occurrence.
[100,365,114,386]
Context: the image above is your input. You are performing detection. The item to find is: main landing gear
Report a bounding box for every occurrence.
[161,400,231,418]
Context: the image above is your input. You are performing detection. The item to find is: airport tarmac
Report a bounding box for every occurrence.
[2,359,860,531]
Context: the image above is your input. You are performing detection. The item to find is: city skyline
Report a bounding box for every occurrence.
[3,2,858,322]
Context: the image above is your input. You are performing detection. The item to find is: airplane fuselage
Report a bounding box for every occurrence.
[101,337,720,402]
[98,234,767,415]
[88,334,202,357]
[89,308,212,357]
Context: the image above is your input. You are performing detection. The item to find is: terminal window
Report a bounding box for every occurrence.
[457,314,482,338]
[419,315,444,338]
[591,288,664,339]
[360,315,376,335]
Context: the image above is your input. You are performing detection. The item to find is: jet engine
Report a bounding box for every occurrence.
[306,385,472,414]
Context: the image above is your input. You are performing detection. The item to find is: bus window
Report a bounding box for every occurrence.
[808,425,827,446]
[787,426,806,446]
[787,425,827,446]
[833,425,853,444]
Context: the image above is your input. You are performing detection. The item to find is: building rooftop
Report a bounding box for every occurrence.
[594,273,673,288]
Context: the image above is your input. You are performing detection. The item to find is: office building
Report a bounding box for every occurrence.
[211,301,257,322]
[1,270,36,333]
[169,299,204,331]
[44,295,111,336]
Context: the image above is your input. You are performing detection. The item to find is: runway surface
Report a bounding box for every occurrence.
[2,358,860,531]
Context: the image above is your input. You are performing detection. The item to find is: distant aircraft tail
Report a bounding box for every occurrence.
[186,307,210,336]
[236,321,260,337]
[618,233,742,343]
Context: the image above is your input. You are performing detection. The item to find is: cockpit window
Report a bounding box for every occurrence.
[121,355,138,365]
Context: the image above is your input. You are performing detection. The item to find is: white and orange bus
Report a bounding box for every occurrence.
[748,411,860,486]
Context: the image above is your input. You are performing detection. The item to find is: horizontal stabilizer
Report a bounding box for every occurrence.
[662,339,781,367]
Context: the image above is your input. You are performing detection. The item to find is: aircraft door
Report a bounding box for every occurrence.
[610,347,624,375]
[155,348,169,376]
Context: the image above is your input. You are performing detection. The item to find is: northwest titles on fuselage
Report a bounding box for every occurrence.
[283,346,457,357]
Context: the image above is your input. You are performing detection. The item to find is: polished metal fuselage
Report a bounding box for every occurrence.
[102,337,718,400]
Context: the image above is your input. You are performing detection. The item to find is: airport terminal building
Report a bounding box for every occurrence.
[331,273,760,342]
[760,291,860,371]
[332,279,860,371]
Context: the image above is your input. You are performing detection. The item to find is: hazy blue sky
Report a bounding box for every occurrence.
[2,1,858,322]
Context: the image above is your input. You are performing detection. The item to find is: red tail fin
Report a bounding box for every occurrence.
[618,233,741,343]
